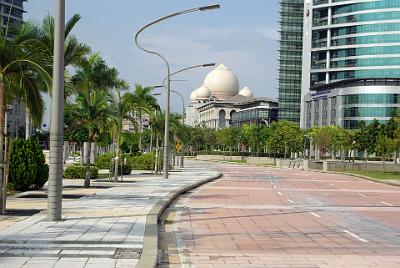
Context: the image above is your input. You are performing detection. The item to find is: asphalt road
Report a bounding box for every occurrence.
[159,162,400,268]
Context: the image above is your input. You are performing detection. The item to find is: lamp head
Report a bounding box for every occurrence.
[199,4,220,11]
[202,63,216,67]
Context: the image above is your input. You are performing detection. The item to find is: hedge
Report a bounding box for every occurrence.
[9,139,49,191]
[95,152,114,169]
[127,153,155,170]
[109,163,132,175]
[64,165,99,180]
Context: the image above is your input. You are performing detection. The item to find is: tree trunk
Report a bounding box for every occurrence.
[382,156,386,173]
[364,148,368,172]
[114,141,119,182]
[84,139,92,188]
[80,143,85,165]
[25,106,32,140]
[138,112,142,152]
[0,80,5,214]
[154,135,159,174]
[14,98,21,138]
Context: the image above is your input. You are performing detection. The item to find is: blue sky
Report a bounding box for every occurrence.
[25,0,280,122]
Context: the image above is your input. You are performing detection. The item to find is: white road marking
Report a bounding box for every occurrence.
[343,230,368,243]
[287,199,296,204]
[273,186,277,189]
[358,193,367,197]
[277,191,282,196]
[381,201,394,206]
[310,212,321,218]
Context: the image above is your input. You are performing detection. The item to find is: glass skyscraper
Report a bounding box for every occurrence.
[278,0,304,124]
[0,0,25,35]
[301,0,400,129]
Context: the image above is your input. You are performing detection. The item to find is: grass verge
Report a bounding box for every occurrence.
[346,170,400,181]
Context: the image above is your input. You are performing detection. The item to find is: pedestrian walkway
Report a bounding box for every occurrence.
[0,160,220,268]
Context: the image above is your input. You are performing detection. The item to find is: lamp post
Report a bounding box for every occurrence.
[135,5,220,179]
[161,63,215,168]
[48,0,65,221]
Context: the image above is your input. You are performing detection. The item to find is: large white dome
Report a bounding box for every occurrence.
[196,86,211,100]
[203,64,239,100]
[190,90,198,102]
[239,86,253,98]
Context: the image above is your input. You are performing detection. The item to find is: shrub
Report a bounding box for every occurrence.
[109,163,132,175]
[95,152,114,169]
[8,139,49,191]
[64,165,99,180]
[127,153,155,170]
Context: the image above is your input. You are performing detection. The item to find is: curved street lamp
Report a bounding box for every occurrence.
[163,63,215,168]
[135,5,220,179]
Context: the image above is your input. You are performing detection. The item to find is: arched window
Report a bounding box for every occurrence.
[219,110,226,128]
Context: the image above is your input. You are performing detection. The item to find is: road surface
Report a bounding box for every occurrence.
[159,162,400,268]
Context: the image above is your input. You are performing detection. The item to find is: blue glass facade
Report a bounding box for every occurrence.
[303,0,400,129]
[311,0,400,85]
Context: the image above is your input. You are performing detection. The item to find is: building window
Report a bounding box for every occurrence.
[218,110,226,128]
[330,97,337,125]
[306,101,312,128]
[322,98,328,126]
[313,100,320,126]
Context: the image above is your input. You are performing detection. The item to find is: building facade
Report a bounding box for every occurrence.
[301,0,400,129]
[0,0,25,35]
[186,64,279,129]
[278,0,304,124]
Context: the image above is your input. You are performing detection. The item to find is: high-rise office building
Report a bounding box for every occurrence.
[0,0,27,137]
[301,0,400,129]
[1,0,25,34]
[278,0,304,123]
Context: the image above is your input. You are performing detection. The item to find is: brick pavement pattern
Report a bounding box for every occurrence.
[0,161,219,268]
[169,163,400,268]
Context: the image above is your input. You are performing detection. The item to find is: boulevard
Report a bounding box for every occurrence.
[160,162,400,267]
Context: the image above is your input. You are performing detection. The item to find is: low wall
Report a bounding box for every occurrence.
[197,155,400,173]
[325,161,400,173]
[196,155,243,161]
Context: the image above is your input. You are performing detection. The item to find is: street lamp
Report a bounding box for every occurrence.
[135,5,220,179]
[48,0,65,221]
[162,63,215,168]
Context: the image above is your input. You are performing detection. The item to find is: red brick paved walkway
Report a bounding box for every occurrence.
[170,163,400,267]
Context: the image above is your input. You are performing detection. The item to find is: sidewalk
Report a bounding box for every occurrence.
[0,160,220,268]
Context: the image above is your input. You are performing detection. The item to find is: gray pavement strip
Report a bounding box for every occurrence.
[136,172,223,268]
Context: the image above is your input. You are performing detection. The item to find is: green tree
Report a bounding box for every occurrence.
[0,21,51,201]
[123,84,159,152]
[72,54,117,188]
[375,134,394,172]
[267,121,303,159]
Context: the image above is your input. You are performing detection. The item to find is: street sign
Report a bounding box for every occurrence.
[175,139,182,152]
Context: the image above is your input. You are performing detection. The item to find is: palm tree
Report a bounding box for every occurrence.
[74,90,114,188]
[109,77,129,182]
[150,111,182,173]
[0,20,51,208]
[72,53,118,187]
[124,84,159,152]
[23,14,90,139]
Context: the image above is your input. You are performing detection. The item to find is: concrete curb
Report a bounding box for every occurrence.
[136,172,223,268]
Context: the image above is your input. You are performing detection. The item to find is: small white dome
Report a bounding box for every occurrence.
[239,86,253,97]
[195,86,211,100]
[203,64,239,100]
[190,90,198,102]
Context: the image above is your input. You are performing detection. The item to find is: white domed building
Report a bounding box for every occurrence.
[186,64,278,129]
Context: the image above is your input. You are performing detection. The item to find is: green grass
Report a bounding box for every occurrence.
[225,160,246,164]
[347,171,400,181]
